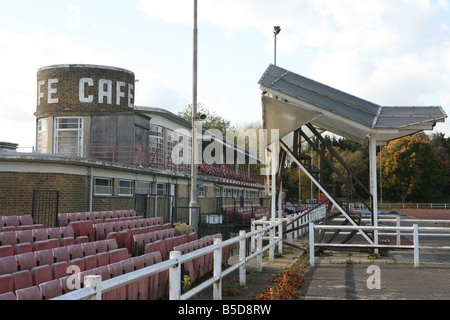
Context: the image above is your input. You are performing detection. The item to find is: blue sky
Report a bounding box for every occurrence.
[1,0,450,148]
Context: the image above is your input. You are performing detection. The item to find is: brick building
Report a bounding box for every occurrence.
[0,64,267,228]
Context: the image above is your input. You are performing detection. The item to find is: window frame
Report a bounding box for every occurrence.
[94,177,113,196]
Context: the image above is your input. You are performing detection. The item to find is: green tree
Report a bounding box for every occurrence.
[178,103,233,137]
[379,135,447,203]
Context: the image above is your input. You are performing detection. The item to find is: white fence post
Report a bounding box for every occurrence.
[239,230,246,286]
[269,223,275,263]
[287,216,293,244]
[309,222,315,267]
[169,251,181,300]
[413,224,419,268]
[213,238,223,300]
[250,219,256,252]
[396,216,401,246]
[84,275,102,300]
[256,226,263,272]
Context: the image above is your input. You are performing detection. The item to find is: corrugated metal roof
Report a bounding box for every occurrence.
[259,64,447,143]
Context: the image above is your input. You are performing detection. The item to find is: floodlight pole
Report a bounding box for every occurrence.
[274,26,281,66]
[189,0,199,232]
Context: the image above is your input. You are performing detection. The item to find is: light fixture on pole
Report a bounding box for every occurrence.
[189,0,199,233]
[274,26,281,66]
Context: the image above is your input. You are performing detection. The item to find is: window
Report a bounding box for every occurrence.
[118,180,134,196]
[54,117,83,157]
[149,125,164,165]
[215,187,221,197]
[137,181,151,195]
[156,183,166,196]
[94,178,112,196]
[198,186,206,198]
[37,118,48,153]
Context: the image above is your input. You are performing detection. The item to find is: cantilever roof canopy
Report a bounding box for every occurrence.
[259,64,447,146]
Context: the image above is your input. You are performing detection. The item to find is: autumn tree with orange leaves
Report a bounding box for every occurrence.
[378,135,448,203]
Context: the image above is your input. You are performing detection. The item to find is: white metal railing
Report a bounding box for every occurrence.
[52,219,283,301]
[309,222,450,268]
[349,202,450,211]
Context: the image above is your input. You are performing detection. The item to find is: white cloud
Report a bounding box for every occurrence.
[0,29,121,148]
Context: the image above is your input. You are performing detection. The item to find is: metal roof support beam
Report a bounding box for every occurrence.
[369,134,379,252]
[280,141,375,245]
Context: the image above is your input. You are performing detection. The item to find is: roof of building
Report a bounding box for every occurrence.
[259,64,447,145]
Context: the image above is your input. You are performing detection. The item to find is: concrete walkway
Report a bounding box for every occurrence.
[190,235,450,300]
[300,245,450,300]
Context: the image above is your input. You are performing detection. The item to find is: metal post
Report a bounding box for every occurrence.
[287,215,292,244]
[309,222,315,267]
[396,216,401,246]
[239,230,246,286]
[213,238,222,300]
[84,275,102,300]
[189,0,199,233]
[278,180,283,253]
[274,26,281,66]
[413,224,419,268]
[256,226,263,272]
[369,136,379,250]
[250,219,256,252]
[269,224,275,262]
[169,251,181,300]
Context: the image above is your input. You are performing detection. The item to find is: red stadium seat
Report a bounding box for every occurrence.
[15,286,42,300]
[68,244,84,260]
[51,261,69,280]
[107,262,126,300]
[14,243,32,255]
[52,247,71,263]
[0,256,19,275]
[31,265,52,287]
[0,274,13,294]
[12,270,33,291]
[39,279,63,300]
[4,216,20,228]
[0,245,14,258]
[81,242,97,257]
[96,252,109,267]
[0,291,16,300]
[131,256,148,300]
[32,229,49,242]
[83,255,97,271]
[35,250,54,267]
[108,248,129,264]
[47,227,62,241]
[120,259,139,300]
[16,230,33,244]
[15,252,37,271]
[19,215,34,226]
[0,231,17,247]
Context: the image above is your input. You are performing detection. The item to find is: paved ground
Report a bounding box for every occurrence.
[191,211,450,301]
[301,248,450,300]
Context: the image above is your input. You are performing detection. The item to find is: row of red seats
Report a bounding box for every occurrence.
[0,239,126,300]
[0,215,34,228]
[0,226,91,257]
[221,205,268,224]
[0,225,78,247]
[93,217,165,241]
[0,249,165,300]
[170,234,231,284]
[57,210,137,227]
[96,222,172,254]
[133,229,194,257]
